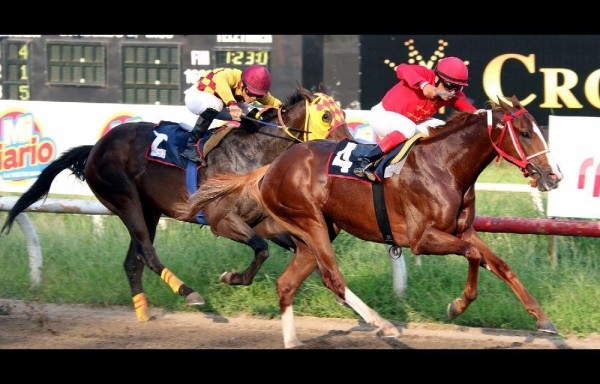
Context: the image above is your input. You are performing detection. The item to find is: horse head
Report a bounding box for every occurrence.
[297,86,353,141]
[491,95,563,191]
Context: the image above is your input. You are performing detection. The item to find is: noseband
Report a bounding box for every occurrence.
[486,109,549,177]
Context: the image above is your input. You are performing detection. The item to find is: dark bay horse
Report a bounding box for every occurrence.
[188,96,563,348]
[1,86,353,322]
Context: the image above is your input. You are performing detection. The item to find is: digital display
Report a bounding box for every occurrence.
[214,49,270,69]
[3,41,30,100]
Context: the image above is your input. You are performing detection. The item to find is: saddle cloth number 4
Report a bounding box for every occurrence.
[332,141,357,174]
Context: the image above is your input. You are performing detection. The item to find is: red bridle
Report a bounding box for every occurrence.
[487,108,549,177]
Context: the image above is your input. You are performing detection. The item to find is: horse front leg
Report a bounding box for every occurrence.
[411,226,485,320]
[219,233,269,285]
[212,213,271,286]
[462,229,558,334]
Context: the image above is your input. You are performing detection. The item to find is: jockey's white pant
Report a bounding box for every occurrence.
[184,85,253,117]
[369,102,445,139]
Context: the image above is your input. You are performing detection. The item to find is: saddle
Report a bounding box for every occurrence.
[327,133,427,183]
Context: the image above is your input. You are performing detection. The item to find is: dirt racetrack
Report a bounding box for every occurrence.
[1,299,599,350]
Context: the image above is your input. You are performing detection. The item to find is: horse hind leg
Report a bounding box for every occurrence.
[111,199,203,321]
[312,235,399,338]
[343,288,400,338]
[124,240,152,321]
[140,208,204,308]
[277,244,319,348]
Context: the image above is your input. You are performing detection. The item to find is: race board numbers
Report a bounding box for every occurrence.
[213,49,270,70]
[2,41,31,100]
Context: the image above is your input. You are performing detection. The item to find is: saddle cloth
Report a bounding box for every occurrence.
[145,120,239,225]
[145,120,239,169]
[326,133,426,183]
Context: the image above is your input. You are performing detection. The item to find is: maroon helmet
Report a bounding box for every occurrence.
[242,65,272,96]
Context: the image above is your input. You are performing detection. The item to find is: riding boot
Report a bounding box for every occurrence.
[354,130,408,181]
[181,108,220,164]
[354,145,384,181]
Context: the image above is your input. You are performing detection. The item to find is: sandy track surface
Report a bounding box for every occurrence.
[1,299,598,350]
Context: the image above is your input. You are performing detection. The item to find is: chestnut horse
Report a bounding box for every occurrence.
[188,96,563,348]
[1,86,353,322]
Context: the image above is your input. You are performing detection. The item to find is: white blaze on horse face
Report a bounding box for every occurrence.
[531,121,563,178]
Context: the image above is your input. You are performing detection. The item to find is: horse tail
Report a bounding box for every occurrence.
[188,165,270,214]
[1,145,93,234]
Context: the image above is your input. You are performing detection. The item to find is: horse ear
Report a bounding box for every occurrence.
[299,86,313,101]
[318,82,330,95]
[497,96,511,111]
[510,95,523,109]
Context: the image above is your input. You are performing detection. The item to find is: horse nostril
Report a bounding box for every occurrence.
[548,173,561,181]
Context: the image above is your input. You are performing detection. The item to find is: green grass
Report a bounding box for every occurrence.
[0,161,598,337]
[478,160,532,184]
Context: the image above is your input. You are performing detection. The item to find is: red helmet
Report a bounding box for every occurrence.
[434,57,469,86]
[241,65,272,96]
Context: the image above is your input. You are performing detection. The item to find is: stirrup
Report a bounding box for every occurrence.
[181,147,206,166]
[362,168,376,181]
[354,162,376,181]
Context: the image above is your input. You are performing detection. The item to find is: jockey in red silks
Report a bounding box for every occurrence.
[182,65,283,164]
[355,57,477,181]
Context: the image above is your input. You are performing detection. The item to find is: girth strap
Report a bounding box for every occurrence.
[371,182,396,245]
[186,161,208,225]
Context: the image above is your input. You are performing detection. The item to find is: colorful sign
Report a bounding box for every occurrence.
[0,109,57,182]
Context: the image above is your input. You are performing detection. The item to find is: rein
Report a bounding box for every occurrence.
[234,103,312,143]
[486,109,550,177]
[242,92,346,143]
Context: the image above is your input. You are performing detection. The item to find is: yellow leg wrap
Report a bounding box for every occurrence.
[133,293,151,322]
[161,268,184,294]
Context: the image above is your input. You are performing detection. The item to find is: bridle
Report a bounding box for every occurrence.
[250,93,346,143]
[486,108,550,177]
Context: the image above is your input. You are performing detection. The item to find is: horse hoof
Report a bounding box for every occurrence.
[220,271,234,284]
[447,301,461,320]
[333,295,351,308]
[220,270,244,285]
[537,320,558,334]
[185,292,205,306]
[377,323,401,338]
[284,339,305,349]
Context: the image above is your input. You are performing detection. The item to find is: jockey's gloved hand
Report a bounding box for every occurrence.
[216,109,233,121]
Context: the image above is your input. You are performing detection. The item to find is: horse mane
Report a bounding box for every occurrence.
[425,100,500,139]
[258,89,306,122]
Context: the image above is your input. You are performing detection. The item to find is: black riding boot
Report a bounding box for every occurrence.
[354,145,384,181]
[181,108,220,164]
